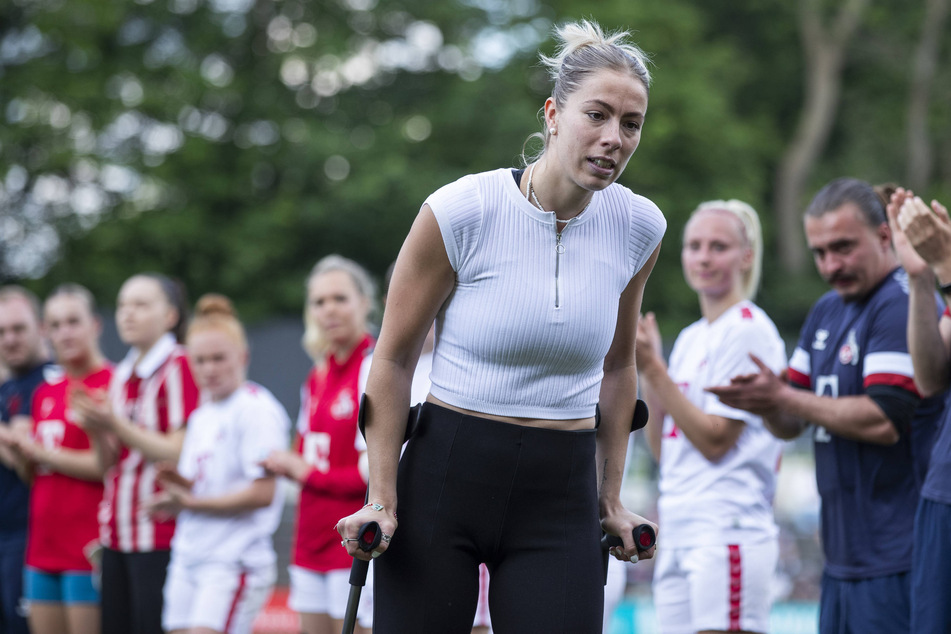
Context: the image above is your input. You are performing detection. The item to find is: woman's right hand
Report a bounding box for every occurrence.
[335,502,398,561]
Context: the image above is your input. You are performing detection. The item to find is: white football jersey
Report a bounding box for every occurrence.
[658,300,787,547]
[171,381,290,567]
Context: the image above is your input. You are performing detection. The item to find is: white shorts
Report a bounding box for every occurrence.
[652,540,778,634]
[162,558,275,634]
[603,557,627,634]
[288,565,371,626]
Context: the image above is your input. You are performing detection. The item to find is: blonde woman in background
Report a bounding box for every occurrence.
[635,200,786,634]
[262,255,375,634]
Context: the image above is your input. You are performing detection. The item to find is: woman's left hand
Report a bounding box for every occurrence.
[601,508,658,563]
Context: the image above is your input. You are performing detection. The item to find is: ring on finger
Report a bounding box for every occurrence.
[381,533,392,543]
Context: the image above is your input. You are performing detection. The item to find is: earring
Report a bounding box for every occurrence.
[549,127,556,135]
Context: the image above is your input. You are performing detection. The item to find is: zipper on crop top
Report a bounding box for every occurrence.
[554,218,576,308]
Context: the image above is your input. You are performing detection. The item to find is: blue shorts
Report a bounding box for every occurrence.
[819,571,910,634]
[912,497,951,633]
[23,567,100,605]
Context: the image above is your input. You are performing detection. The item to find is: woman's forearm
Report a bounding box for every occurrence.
[596,365,638,510]
[186,477,276,514]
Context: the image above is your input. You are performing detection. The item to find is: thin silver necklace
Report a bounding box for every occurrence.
[525,163,591,223]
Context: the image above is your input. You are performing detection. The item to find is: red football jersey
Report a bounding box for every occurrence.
[292,335,373,572]
[26,365,112,572]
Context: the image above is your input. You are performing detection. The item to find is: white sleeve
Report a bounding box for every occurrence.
[425,174,483,273]
[240,396,292,480]
[702,319,787,426]
[627,193,667,277]
[176,412,200,479]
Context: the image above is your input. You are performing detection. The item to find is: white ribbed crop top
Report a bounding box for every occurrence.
[426,168,667,419]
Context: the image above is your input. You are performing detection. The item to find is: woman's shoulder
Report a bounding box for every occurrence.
[427,168,512,209]
[718,301,785,349]
[602,182,665,222]
[234,382,291,424]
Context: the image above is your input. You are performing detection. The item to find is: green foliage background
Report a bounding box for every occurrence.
[2,0,949,339]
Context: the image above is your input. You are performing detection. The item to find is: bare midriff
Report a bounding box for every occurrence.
[426,395,597,431]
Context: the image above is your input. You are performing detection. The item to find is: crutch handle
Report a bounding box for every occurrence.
[601,524,656,553]
[347,521,381,586]
[357,521,382,552]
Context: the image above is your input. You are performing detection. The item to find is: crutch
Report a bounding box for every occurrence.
[600,398,655,583]
[341,520,381,634]
[341,396,423,634]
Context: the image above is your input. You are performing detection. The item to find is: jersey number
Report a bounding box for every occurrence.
[812,375,837,443]
[302,432,331,473]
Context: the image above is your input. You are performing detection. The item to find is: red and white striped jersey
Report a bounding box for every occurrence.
[100,333,200,552]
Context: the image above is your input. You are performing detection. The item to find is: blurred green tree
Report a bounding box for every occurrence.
[1,0,948,339]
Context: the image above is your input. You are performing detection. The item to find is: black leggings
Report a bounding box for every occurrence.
[100,548,170,634]
[373,403,605,633]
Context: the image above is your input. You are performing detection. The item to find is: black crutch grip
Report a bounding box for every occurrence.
[347,521,381,586]
[601,524,656,553]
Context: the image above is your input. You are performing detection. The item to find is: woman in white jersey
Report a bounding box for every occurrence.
[635,200,786,634]
[336,20,665,633]
[147,294,289,634]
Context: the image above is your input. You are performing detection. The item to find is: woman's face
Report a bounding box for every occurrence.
[116,276,177,351]
[681,210,752,299]
[545,68,648,192]
[44,295,100,368]
[306,270,369,353]
[187,329,245,401]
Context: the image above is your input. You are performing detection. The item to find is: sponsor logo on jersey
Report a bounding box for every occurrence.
[813,329,829,351]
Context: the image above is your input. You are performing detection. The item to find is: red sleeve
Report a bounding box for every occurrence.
[302,465,367,497]
[158,354,200,433]
[178,356,200,423]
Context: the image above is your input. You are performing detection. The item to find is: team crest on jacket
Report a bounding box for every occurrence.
[838,329,859,366]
